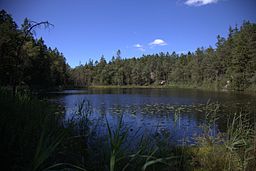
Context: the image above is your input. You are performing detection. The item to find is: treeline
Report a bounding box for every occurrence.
[0,10,70,93]
[1,10,256,92]
[70,22,256,91]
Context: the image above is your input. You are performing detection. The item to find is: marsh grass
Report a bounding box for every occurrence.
[0,88,86,171]
[106,114,128,171]
[0,89,53,170]
[1,88,255,171]
[103,112,192,171]
[192,102,256,171]
[60,99,255,171]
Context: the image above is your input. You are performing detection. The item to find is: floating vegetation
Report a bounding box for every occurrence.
[2,87,255,171]
[104,102,225,118]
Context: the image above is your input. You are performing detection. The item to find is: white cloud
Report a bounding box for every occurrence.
[133,44,145,51]
[149,39,167,46]
[133,44,143,48]
[185,0,218,6]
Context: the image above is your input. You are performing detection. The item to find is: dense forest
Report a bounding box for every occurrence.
[1,10,256,171]
[1,10,256,92]
[70,22,256,91]
[0,10,69,93]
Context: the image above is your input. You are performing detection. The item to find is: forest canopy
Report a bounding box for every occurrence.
[0,10,69,92]
[70,22,256,91]
[1,10,256,92]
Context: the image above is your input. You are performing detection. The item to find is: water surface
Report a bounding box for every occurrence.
[49,88,256,145]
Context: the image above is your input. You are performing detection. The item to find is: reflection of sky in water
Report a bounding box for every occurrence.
[51,89,256,145]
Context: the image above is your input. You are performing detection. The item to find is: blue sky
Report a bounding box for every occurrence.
[1,0,256,67]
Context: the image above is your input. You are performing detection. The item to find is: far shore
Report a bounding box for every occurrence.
[63,84,256,95]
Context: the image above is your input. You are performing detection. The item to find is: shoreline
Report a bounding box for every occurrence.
[63,84,256,96]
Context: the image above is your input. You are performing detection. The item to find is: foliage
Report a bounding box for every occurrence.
[0,10,69,93]
[1,10,255,92]
[1,9,256,171]
[0,88,66,170]
[1,88,255,170]
[192,105,256,171]
[70,22,256,91]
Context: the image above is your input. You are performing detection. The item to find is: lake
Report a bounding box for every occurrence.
[49,88,256,145]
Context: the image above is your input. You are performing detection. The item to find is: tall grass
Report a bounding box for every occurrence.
[104,113,187,171]
[2,88,254,171]
[64,99,255,171]
[106,114,128,171]
[192,102,256,171]
[0,88,72,171]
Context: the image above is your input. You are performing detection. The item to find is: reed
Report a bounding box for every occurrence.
[192,102,256,171]
[1,88,255,171]
[0,88,82,170]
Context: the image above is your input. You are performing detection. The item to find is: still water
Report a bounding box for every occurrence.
[49,88,256,145]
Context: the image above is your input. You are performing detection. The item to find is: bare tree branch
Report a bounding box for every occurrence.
[24,21,54,39]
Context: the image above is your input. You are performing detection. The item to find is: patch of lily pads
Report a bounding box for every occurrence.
[105,102,223,116]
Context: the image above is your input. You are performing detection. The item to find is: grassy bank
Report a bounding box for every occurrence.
[83,82,216,90]
[88,85,167,89]
[85,83,256,95]
[87,84,198,90]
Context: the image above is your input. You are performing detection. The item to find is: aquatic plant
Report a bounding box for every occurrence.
[192,102,256,171]
[0,88,64,170]
[2,87,255,171]
[0,88,88,171]
[106,114,128,171]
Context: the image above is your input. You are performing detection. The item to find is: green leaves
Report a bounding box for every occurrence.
[0,10,68,92]
[106,114,128,171]
[68,22,256,92]
[32,119,67,171]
